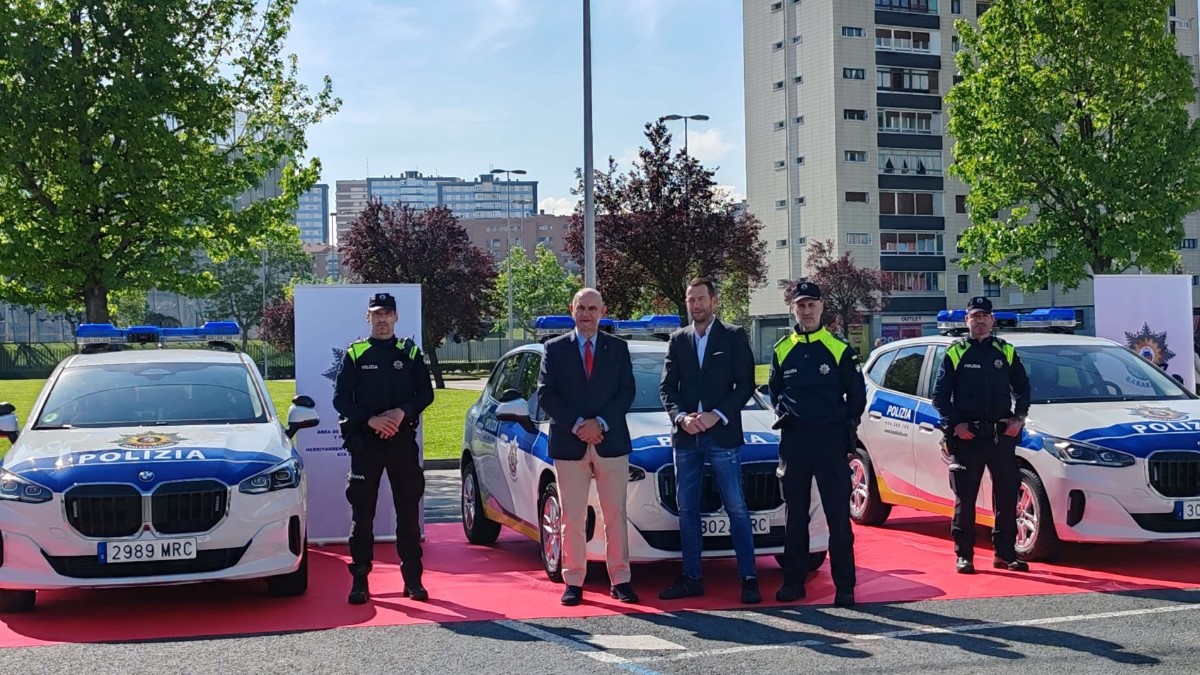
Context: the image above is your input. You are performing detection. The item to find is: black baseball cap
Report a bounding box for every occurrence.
[789,281,822,302]
[966,296,993,315]
[368,292,397,312]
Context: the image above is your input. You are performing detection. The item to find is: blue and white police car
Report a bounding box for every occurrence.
[459,316,829,581]
[0,323,319,612]
[853,308,1200,560]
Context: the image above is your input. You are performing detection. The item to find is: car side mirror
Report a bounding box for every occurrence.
[498,388,522,403]
[1172,373,1184,384]
[0,401,19,444]
[496,398,537,434]
[286,396,320,439]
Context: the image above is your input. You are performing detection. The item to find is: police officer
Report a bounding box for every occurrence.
[931,296,1031,575]
[768,281,866,608]
[333,292,435,604]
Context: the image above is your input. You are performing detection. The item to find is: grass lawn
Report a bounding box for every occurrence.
[1,379,476,461]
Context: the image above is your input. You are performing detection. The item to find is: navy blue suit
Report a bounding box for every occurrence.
[537,331,636,459]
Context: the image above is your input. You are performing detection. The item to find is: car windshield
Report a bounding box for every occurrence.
[35,362,268,428]
[629,352,767,413]
[1021,344,1192,404]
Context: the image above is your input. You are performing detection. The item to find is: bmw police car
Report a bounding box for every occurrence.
[0,323,319,612]
[852,307,1200,561]
[459,316,829,581]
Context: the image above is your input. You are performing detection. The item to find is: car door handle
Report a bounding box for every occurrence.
[918,422,936,433]
[868,411,883,420]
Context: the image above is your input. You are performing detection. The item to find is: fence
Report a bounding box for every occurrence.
[0,341,295,380]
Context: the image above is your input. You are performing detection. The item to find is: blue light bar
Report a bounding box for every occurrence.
[533,315,676,341]
[76,322,243,345]
[936,308,1077,333]
[77,323,124,344]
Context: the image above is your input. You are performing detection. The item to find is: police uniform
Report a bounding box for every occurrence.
[931,296,1031,572]
[332,292,435,603]
[768,282,867,605]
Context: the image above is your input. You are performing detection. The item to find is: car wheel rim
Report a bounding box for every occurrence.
[1015,481,1038,551]
[542,492,562,573]
[849,459,869,517]
[462,473,477,531]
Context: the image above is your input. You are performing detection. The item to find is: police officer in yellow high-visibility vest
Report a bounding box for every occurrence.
[768,282,866,608]
[932,296,1031,575]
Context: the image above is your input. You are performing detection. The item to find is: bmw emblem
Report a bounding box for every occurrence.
[138,471,155,482]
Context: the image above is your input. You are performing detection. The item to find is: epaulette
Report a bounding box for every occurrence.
[401,337,421,360]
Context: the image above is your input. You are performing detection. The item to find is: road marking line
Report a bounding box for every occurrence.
[496,620,664,675]
[627,600,1200,664]
[579,635,687,651]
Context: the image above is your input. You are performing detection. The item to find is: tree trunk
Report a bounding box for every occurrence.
[427,347,446,389]
[83,283,110,324]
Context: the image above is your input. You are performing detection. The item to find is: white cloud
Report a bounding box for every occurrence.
[713,184,745,204]
[538,196,576,216]
[620,0,679,41]
[681,128,736,166]
[463,0,536,56]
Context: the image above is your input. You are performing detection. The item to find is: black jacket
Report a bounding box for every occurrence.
[931,335,1031,428]
[768,326,867,435]
[332,335,434,439]
[659,319,755,449]
[536,331,636,460]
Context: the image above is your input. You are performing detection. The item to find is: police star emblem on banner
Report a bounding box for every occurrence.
[322,347,345,384]
[1124,323,1175,367]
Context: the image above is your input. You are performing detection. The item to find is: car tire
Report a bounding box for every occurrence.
[461,459,501,545]
[539,482,565,583]
[772,550,827,575]
[1015,468,1060,562]
[266,544,308,597]
[849,448,892,526]
[0,589,36,613]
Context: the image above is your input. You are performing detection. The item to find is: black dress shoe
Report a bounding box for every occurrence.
[610,582,639,603]
[741,577,762,604]
[993,557,1029,572]
[775,584,806,602]
[834,590,855,608]
[956,557,976,574]
[403,585,429,601]
[659,575,705,600]
[561,585,583,606]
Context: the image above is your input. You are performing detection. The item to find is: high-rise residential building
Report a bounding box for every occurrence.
[367,171,538,220]
[461,213,579,273]
[294,184,329,244]
[743,0,1200,357]
[335,179,368,244]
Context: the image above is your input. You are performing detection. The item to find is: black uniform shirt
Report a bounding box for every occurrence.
[768,326,867,431]
[931,335,1031,428]
[332,335,435,434]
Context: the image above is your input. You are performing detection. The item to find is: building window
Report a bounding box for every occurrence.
[878,149,942,175]
[792,35,803,44]
[955,195,967,213]
[775,199,787,208]
[983,277,1002,298]
[878,109,938,135]
[847,233,871,245]
[884,272,943,292]
[877,67,938,94]
[879,191,943,216]
[951,35,961,53]
[843,68,866,80]
[844,109,867,121]
[875,0,939,12]
[846,191,870,203]
[772,41,784,51]
[845,151,868,162]
[774,120,786,130]
[774,160,786,169]
[776,239,788,248]
[794,115,805,125]
[953,75,965,85]
[955,235,964,253]
[771,1,782,11]
[957,274,969,293]
[1183,238,1198,249]
[795,196,807,205]
[793,75,804,84]
[796,236,808,245]
[1193,275,1200,286]
[951,0,962,13]
[773,80,785,90]
[880,231,944,255]
[875,28,933,54]
[843,26,865,38]
[795,156,805,165]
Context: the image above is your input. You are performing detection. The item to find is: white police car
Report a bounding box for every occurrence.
[0,323,319,612]
[853,308,1200,560]
[459,316,829,581]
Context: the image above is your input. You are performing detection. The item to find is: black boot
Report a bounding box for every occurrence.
[348,563,371,604]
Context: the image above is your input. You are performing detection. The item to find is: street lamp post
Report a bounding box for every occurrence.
[659,114,710,227]
[490,168,527,348]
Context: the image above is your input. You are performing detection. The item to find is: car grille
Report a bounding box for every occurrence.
[1130,513,1200,533]
[640,527,788,552]
[63,481,230,539]
[1148,452,1200,498]
[151,480,228,534]
[42,545,249,579]
[65,485,143,538]
[657,462,783,515]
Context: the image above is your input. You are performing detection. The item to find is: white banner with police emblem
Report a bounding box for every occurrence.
[1094,275,1195,393]
[294,283,424,543]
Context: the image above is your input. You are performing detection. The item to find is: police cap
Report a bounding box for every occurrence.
[368,292,397,312]
[788,281,822,303]
[966,296,993,315]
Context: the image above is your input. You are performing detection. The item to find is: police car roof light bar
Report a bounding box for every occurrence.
[76,321,243,352]
[936,307,1078,335]
[533,315,681,343]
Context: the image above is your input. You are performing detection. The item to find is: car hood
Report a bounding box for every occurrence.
[2,424,290,492]
[624,411,781,470]
[1029,399,1200,458]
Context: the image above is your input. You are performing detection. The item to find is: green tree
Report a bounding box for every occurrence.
[717,272,751,328]
[204,231,313,350]
[495,244,582,333]
[0,0,340,322]
[947,0,1200,291]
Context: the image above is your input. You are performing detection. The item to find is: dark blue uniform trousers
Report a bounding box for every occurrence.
[345,433,425,585]
[778,428,856,590]
[949,432,1019,562]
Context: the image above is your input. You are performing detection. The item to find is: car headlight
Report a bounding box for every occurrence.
[238,458,302,495]
[628,465,646,482]
[0,469,53,504]
[1042,435,1135,468]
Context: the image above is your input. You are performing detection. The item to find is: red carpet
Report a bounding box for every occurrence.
[1,507,1198,648]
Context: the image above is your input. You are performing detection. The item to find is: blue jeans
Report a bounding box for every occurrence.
[675,434,757,580]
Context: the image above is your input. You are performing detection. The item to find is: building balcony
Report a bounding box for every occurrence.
[879,174,945,191]
[885,295,948,313]
[876,92,942,111]
[879,215,945,230]
[877,132,943,150]
[880,255,946,272]
[875,9,940,30]
[875,51,943,70]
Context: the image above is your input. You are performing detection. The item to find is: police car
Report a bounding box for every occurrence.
[0,323,319,612]
[853,307,1200,561]
[459,316,829,581]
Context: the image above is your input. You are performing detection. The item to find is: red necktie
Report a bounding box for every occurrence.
[584,339,594,379]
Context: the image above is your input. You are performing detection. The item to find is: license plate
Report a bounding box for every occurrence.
[98,538,197,564]
[1177,501,1200,520]
[700,514,771,536]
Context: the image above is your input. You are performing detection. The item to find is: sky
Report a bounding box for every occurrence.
[285,0,748,216]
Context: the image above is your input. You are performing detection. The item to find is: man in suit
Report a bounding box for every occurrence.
[658,277,761,604]
[536,287,638,606]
